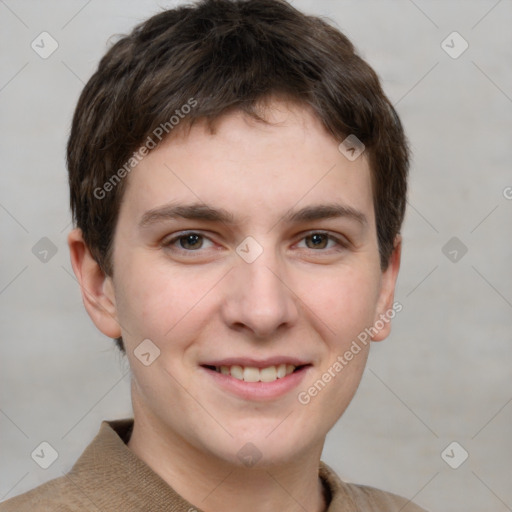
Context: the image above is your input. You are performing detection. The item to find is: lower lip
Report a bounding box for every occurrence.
[201,365,311,401]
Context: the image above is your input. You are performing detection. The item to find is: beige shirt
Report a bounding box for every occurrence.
[0,419,428,511]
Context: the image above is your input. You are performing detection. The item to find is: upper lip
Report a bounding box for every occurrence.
[201,357,311,369]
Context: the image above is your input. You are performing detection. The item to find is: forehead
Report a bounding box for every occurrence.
[118,101,375,231]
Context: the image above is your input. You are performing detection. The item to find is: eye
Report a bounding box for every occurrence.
[163,232,214,251]
[162,230,348,257]
[297,232,348,251]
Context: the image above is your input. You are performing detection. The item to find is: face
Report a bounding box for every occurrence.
[76,99,400,467]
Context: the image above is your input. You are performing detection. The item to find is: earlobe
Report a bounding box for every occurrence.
[371,235,402,342]
[67,228,122,338]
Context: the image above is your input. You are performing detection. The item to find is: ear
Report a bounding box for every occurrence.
[67,228,122,338]
[371,235,402,342]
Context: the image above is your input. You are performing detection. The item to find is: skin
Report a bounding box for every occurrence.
[68,98,401,512]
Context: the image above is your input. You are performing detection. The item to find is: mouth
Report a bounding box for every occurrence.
[201,363,310,383]
[199,357,313,400]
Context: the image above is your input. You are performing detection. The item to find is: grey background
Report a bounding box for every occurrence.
[1,1,511,510]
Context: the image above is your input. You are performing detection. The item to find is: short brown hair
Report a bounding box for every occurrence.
[67,0,409,351]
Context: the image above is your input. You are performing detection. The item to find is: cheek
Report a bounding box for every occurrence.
[298,264,381,341]
[114,259,217,346]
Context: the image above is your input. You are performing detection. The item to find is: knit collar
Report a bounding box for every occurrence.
[68,418,356,512]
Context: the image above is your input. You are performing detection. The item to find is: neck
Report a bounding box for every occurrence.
[127,402,329,512]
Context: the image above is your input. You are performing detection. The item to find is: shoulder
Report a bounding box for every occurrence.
[319,461,429,512]
[0,475,94,512]
[342,482,429,512]
[0,419,137,512]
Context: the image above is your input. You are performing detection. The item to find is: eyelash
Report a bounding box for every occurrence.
[162,231,349,256]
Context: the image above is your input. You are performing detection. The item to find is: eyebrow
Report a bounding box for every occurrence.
[138,201,367,229]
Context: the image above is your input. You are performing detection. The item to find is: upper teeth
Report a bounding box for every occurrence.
[216,364,296,382]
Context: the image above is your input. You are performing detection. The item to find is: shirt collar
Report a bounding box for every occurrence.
[69,418,356,512]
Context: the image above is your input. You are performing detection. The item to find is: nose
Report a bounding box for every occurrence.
[220,245,299,338]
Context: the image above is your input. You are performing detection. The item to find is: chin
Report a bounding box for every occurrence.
[215,428,313,469]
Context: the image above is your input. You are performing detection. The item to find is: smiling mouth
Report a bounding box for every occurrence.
[201,364,309,383]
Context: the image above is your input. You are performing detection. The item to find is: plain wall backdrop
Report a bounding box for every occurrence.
[1,1,511,511]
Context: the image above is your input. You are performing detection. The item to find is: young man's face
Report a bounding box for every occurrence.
[73,99,400,467]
